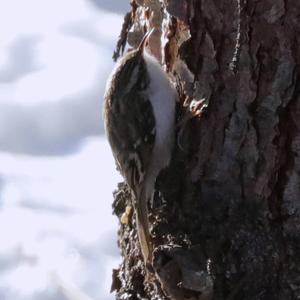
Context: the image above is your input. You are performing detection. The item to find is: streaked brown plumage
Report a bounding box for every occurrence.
[103,31,176,271]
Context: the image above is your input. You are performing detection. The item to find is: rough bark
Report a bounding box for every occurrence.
[111,1,300,299]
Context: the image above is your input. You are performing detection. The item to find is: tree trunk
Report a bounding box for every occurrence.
[111,1,300,299]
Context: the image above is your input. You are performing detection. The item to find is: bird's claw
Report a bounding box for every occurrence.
[176,97,207,152]
[177,97,207,128]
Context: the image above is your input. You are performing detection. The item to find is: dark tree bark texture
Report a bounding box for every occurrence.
[111,1,300,299]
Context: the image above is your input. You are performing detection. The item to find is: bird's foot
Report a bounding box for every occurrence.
[177,97,207,128]
[177,97,207,152]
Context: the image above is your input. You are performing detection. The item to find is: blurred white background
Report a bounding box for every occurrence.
[0,1,129,299]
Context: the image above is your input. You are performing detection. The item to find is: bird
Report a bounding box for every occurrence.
[103,29,176,271]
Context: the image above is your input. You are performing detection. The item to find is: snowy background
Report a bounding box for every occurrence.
[0,1,129,299]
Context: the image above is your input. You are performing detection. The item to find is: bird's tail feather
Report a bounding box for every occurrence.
[135,185,153,268]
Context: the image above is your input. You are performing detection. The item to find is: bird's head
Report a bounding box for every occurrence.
[108,30,155,95]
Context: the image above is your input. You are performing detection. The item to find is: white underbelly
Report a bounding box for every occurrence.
[144,51,176,177]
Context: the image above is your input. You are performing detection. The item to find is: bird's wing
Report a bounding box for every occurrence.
[104,89,155,265]
[105,91,156,195]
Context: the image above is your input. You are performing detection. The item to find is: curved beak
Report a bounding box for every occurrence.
[137,28,155,54]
